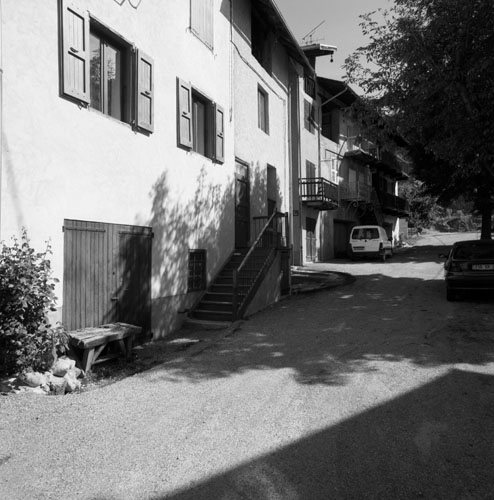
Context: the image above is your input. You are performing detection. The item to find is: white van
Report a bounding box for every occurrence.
[348,225,393,262]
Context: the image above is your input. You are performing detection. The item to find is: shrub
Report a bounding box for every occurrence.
[0,230,68,375]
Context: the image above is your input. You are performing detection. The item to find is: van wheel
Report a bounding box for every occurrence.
[446,288,456,301]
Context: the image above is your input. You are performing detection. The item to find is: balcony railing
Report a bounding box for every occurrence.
[377,191,410,215]
[346,136,381,160]
[339,181,372,203]
[346,137,410,179]
[299,177,339,210]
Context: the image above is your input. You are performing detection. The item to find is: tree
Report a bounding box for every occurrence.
[398,179,439,230]
[345,0,494,239]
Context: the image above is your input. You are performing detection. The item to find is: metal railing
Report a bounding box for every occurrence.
[346,136,381,160]
[232,211,289,320]
[376,191,410,214]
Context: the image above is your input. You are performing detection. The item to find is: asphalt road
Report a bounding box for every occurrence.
[1,231,494,500]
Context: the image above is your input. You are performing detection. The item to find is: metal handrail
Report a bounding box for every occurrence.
[237,210,278,274]
[232,211,287,320]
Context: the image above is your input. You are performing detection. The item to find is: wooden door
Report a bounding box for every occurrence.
[306,217,317,262]
[63,219,152,335]
[235,161,250,248]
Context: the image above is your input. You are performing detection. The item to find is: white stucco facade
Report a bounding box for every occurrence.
[0,0,236,337]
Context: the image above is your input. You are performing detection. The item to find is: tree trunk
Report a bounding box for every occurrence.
[480,204,492,240]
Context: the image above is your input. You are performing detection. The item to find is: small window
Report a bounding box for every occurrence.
[177,79,224,162]
[190,0,214,49]
[304,74,316,98]
[188,250,207,292]
[60,1,154,133]
[304,99,316,134]
[258,86,269,134]
[306,160,316,178]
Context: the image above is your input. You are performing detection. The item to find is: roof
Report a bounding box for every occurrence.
[317,77,358,107]
[254,0,315,71]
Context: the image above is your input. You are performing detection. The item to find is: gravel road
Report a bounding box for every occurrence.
[1,231,493,500]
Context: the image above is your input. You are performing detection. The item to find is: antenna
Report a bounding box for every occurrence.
[302,20,325,45]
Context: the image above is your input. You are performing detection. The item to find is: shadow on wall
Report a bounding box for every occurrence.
[126,160,286,338]
[249,161,284,217]
[147,167,235,337]
[146,369,494,499]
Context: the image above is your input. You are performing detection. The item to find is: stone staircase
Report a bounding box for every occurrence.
[188,247,273,323]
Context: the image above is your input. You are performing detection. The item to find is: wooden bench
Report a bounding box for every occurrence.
[67,323,141,373]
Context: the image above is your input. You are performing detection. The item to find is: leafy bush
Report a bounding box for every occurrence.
[0,230,68,375]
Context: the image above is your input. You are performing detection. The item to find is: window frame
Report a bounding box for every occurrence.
[258,86,269,134]
[192,89,214,158]
[177,78,224,163]
[188,249,207,292]
[89,22,131,124]
[59,1,154,133]
[304,74,316,98]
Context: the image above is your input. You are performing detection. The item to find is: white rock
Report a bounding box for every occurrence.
[19,371,47,387]
[63,371,81,393]
[52,357,76,377]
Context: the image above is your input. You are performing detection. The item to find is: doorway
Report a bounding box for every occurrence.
[63,219,152,335]
[235,160,250,248]
[306,217,317,262]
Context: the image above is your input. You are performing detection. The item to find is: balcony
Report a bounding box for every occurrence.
[345,136,381,161]
[299,177,339,210]
[377,191,410,216]
[378,151,411,180]
[345,137,410,180]
[339,181,371,203]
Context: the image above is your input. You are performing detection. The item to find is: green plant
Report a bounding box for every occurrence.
[0,230,68,375]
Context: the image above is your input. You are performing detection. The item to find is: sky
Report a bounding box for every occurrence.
[276,0,392,84]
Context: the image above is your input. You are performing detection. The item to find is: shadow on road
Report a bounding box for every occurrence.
[138,243,494,386]
[91,370,494,500]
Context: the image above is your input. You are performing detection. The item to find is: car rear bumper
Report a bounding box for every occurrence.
[351,250,381,257]
[446,274,494,291]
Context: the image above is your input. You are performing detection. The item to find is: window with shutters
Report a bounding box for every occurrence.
[177,78,224,163]
[190,0,214,49]
[60,1,154,133]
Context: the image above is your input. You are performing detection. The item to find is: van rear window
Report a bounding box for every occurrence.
[352,228,379,240]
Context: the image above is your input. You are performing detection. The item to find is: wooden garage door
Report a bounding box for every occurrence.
[63,219,152,335]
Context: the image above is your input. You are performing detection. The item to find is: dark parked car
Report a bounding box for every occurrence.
[442,239,494,301]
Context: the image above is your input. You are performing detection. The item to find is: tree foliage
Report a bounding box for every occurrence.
[0,230,68,375]
[345,0,494,238]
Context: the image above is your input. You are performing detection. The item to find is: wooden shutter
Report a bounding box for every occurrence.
[136,49,154,133]
[190,0,214,49]
[177,78,193,148]
[304,100,310,131]
[214,103,224,163]
[61,1,90,104]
